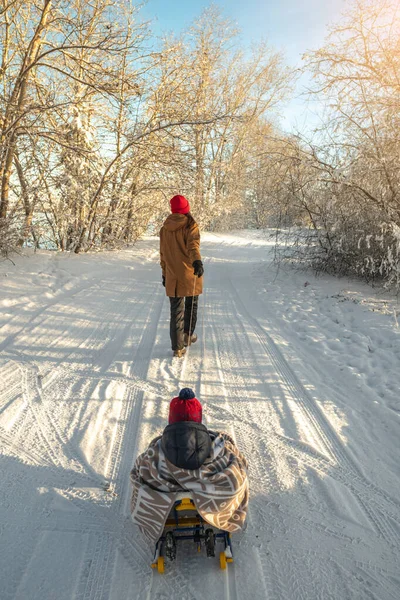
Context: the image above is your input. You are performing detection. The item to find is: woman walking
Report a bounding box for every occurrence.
[160,195,204,358]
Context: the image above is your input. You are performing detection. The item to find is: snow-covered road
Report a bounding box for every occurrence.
[0,232,399,600]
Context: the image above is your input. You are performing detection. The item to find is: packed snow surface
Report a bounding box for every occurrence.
[0,231,399,600]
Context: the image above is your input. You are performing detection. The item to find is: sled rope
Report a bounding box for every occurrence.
[184,266,208,420]
[201,284,207,418]
[186,274,197,357]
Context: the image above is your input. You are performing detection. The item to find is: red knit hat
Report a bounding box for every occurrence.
[170,195,190,214]
[168,388,202,424]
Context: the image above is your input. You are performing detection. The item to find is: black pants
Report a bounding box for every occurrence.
[169,296,199,351]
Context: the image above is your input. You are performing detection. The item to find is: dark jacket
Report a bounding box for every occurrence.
[161,421,211,470]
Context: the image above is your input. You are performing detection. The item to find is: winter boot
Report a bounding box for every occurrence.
[205,528,215,557]
[184,333,198,347]
[165,531,177,561]
[173,348,186,358]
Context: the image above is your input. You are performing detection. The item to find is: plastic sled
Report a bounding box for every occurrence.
[151,492,234,573]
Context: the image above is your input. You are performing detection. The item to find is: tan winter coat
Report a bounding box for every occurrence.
[160,214,203,297]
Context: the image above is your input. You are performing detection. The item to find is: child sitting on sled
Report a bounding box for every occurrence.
[161,387,210,470]
[130,388,249,546]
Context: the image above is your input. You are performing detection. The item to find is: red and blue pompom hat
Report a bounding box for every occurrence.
[168,388,202,424]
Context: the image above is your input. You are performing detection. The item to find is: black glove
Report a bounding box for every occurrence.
[193,260,204,278]
[162,275,165,287]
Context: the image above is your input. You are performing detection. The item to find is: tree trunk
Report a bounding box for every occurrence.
[0,0,52,219]
[14,153,33,246]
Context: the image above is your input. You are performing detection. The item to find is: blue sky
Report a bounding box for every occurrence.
[141,0,349,132]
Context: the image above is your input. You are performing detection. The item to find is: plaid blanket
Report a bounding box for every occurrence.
[130,432,249,545]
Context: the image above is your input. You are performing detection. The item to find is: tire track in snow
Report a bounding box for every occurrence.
[0,435,149,599]
[59,489,150,581]
[0,280,139,476]
[210,313,345,600]
[17,279,156,489]
[0,360,32,449]
[74,533,114,600]
[107,285,164,506]
[231,274,398,497]
[0,360,107,494]
[206,278,398,599]
[206,313,284,600]
[0,428,53,468]
[0,359,24,412]
[1,276,138,475]
[199,290,269,600]
[0,280,164,599]
[71,287,166,600]
[12,360,104,485]
[227,278,400,547]
[37,281,159,488]
[254,428,400,542]
[21,363,69,470]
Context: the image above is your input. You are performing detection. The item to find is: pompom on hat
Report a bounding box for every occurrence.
[170,195,190,214]
[179,388,195,400]
[168,388,202,424]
